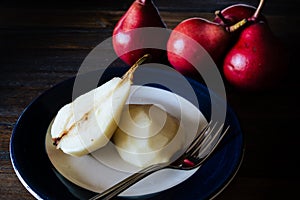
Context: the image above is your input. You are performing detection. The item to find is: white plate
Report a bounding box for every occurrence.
[45,85,207,197]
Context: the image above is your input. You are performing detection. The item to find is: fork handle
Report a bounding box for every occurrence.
[89,163,166,200]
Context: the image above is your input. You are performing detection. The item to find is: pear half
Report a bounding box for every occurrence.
[113,104,185,168]
[51,54,150,157]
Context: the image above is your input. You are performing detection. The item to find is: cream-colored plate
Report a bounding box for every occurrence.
[45,85,207,197]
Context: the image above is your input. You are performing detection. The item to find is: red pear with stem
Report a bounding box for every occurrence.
[214,3,266,26]
[113,0,166,65]
[223,0,288,90]
[166,13,247,76]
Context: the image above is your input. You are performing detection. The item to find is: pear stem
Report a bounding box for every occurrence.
[251,0,265,21]
[122,54,151,81]
[226,0,265,32]
[227,18,248,33]
[215,10,230,24]
[137,0,148,5]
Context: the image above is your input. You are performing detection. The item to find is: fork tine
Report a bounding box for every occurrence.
[198,122,219,148]
[195,123,224,158]
[187,122,219,157]
[185,121,212,155]
[193,125,230,167]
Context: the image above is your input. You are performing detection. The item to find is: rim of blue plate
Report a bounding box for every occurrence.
[10,66,244,200]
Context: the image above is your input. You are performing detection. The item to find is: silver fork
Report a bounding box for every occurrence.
[89,121,230,200]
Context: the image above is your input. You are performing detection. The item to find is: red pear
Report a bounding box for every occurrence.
[112,0,166,65]
[167,17,246,76]
[223,21,287,90]
[223,0,288,90]
[214,4,266,26]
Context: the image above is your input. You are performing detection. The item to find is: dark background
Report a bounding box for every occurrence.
[1,0,299,199]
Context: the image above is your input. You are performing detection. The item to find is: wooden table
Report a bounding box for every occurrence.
[1,0,299,199]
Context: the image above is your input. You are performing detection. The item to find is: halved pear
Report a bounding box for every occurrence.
[112,104,185,168]
[51,54,150,157]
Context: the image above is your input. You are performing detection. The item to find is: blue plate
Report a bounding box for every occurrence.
[10,67,244,199]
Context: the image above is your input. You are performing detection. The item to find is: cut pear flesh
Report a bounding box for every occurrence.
[51,54,150,157]
[113,104,185,168]
[51,78,130,156]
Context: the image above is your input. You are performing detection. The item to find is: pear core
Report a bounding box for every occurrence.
[112,104,185,168]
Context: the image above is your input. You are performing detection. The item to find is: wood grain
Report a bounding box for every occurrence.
[1,0,299,199]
